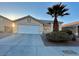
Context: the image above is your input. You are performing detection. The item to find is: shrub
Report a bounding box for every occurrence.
[61,30,73,35]
[46,31,72,42]
[0,31,3,33]
[61,30,76,41]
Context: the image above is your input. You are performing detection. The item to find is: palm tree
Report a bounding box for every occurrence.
[47,3,69,31]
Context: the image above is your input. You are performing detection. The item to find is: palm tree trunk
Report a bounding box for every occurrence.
[53,16,59,31]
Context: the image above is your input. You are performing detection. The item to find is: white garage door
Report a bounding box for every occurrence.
[16,25,42,34]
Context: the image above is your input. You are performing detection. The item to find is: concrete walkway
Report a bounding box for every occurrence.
[0,34,79,56]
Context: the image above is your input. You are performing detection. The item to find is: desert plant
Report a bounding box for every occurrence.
[61,30,76,41]
[61,30,73,35]
[46,31,72,42]
[47,3,69,31]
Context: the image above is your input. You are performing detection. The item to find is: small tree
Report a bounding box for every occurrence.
[47,3,69,31]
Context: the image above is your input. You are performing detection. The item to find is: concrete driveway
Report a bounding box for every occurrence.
[0,33,11,39]
[0,34,79,56]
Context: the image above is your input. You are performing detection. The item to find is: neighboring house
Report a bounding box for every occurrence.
[62,21,79,36]
[0,15,13,33]
[0,15,63,34]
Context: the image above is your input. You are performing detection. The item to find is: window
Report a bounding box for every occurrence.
[27,18,31,23]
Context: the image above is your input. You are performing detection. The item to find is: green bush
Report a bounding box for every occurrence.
[61,30,73,35]
[46,31,72,42]
[61,30,76,41]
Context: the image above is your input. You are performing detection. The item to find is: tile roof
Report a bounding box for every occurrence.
[62,21,79,27]
[0,15,12,21]
[0,15,63,24]
[15,15,63,24]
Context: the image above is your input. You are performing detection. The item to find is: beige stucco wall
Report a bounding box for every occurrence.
[43,23,62,33]
[0,15,63,34]
[43,24,51,33]
[0,16,13,33]
[13,17,43,33]
[59,23,62,31]
[13,17,63,34]
[72,25,79,36]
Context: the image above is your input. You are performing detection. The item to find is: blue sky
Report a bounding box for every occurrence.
[0,2,79,24]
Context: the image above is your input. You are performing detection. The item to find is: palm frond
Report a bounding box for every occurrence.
[46,3,69,17]
[62,9,69,13]
[47,12,52,15]
[63,13,69,15]
[61,13,69,16]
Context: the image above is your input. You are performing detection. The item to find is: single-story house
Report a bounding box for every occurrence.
[0,15,63,34]
[0,15,13,33]
[62,21,79,36]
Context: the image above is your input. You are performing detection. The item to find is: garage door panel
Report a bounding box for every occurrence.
[16,25,42,34]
